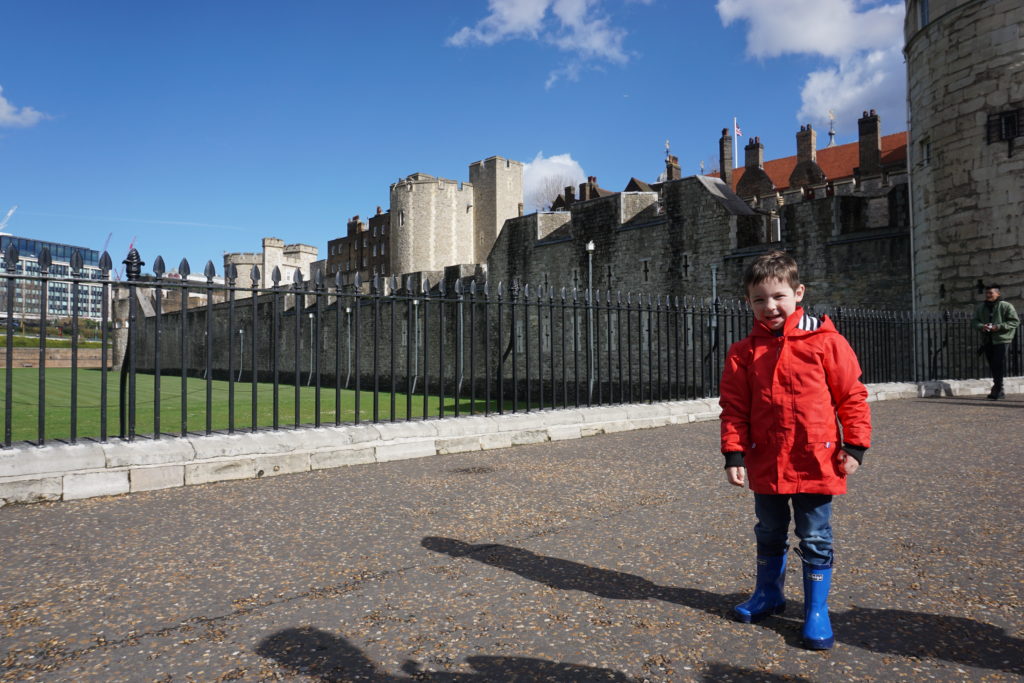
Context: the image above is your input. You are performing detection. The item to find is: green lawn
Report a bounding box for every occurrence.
[0,368,505,444]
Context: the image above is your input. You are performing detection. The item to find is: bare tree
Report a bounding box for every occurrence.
[526,172,582,212]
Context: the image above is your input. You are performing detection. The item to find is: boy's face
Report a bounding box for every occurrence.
[746,277,805,331]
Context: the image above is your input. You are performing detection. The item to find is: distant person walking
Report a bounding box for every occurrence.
[973,284,1019,400]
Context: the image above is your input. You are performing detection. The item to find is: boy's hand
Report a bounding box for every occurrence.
[840,452,860,475]
[726,466,746,487]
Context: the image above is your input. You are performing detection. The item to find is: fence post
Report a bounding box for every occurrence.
[120,247,144,441]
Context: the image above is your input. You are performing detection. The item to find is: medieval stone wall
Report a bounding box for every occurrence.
[487,176,912,310]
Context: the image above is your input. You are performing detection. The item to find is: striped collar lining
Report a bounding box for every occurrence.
[797,314,821,331]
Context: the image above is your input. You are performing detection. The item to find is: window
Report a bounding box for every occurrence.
[918,0,929,27]
[987,109,1021,144]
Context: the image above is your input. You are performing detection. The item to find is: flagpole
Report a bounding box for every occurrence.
[733,117,738,171]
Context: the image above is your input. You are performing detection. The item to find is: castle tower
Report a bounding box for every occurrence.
[468,156,524,264]
[905,0,1024,310]
[388,173,475,277]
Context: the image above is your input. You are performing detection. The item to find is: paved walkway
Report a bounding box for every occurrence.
[1,395,1021,682]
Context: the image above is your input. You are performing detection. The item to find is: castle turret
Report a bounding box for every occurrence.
[468,156,524,264]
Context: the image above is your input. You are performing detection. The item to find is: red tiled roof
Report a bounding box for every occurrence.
[715,132,907,193]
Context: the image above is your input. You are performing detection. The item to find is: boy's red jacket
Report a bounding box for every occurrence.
[719,307,871,495]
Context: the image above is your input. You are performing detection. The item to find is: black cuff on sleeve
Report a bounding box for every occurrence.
[842,444,866,464]
[723,451,744,469]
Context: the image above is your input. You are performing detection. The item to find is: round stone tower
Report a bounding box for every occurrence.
[904,0,1024,311]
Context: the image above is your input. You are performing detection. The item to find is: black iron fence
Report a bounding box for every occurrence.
[1,245,1021,448]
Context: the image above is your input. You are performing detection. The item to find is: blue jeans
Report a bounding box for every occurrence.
[753,493,833,567]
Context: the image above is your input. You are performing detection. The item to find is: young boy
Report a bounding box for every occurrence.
[719,251,871,650]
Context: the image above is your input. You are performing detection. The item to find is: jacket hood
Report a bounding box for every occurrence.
[751,307,837,338]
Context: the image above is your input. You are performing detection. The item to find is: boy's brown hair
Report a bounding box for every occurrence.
[743,250,801,293]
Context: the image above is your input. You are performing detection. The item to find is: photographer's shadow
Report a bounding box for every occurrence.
[422,536,1024,676]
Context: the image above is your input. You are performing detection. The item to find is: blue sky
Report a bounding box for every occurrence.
[1,0,906,276]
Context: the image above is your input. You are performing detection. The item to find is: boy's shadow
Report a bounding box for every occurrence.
[422,537,1024,676]
[256,626,810,682]
[420,536,739,614]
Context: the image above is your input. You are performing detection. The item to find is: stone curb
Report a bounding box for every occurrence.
[1,377,1019,507]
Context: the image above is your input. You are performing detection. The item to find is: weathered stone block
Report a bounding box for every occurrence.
[479,433,514,450]
[436,436,483,454]
[254,453,310,478]
[433,415,498,437]
[105,438,195,468]
[376,421,439,441]
[311,448,376,470]
[0,442,105,479]
[64,471,130,500]
[185,459,254,485]
[547,425,582,441]
[375,440,437,462]
[510,430,549,446]
[0,476,62,506]
[131,466,185,492]
[342,424,383,444]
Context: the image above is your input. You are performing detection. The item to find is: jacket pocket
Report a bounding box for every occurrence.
[802,441,843,480]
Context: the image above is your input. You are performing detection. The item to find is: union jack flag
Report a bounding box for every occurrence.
[735,121,743,137]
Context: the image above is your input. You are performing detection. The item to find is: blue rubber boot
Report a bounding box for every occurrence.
[801,563,835,649]
[733,554,787,623]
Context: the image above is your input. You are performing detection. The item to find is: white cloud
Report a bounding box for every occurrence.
[448,0,630,88]
[522,151,586,211]
[716,0,906,134]
[0,86,50,128]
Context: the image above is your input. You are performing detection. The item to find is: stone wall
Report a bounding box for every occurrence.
[905,0,1024,310]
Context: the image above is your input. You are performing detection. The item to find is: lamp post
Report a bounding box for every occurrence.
[237,328,244,382]
[585,240,595,405]
[307,312,314,386]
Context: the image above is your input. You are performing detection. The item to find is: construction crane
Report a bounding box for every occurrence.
[0,205,17,234]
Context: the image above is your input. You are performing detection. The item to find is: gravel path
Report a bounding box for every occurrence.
[1,395,1021,682]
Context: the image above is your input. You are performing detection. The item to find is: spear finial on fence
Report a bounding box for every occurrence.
[153,256,166,278]
[125,249,145,281]
[99,252,112,275]
[226,263,237,285]
[38,247,52,273]
[3,243,19,272]
[178,258,190,279]
[250,265,260,287]
[204,260,217,281]
[70,249,83,274]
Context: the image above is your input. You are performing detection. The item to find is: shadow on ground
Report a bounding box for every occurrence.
[256,626,810,682]
[422,537,1024,677]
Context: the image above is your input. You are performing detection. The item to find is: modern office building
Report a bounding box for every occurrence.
[0,235,107,322]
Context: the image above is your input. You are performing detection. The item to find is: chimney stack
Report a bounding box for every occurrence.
[666,155,681,181]
[858,109,881,177]
[719,128,734,186]
[745,137,765,169]
[796,124,817,163]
